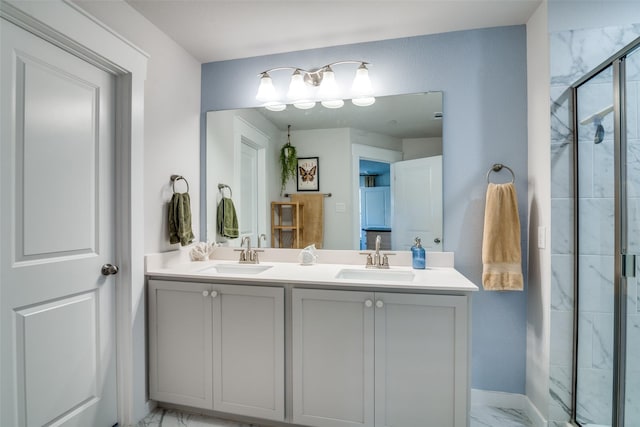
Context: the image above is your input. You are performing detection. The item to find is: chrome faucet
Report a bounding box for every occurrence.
[235,236,263,264]
[360,234,393,269]
[258,233,267,248]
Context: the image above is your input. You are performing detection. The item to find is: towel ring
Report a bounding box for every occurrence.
[218,183,232,198]
[170,175,189,193]
[486,164,515,184]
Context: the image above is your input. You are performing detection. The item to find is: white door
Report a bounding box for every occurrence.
[391,156,443,251]
[240,141,259,243]
[292,289,375,427]
[212,284,284,421]
[1,20,118,427]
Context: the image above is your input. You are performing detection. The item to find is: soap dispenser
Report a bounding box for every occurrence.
[411,237,426,269]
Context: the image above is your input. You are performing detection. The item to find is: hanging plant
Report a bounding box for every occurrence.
[279,124,297,195]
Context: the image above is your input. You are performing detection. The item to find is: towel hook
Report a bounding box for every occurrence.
[218,183,232,198]
[486,164,515,184]
[170,175,189,193]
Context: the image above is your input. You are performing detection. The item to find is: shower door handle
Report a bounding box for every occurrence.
[622,254,636,278]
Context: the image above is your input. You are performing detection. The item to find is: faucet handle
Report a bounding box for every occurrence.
[234,248,246,262]
[252,249,264,263]
[360,252,374,267]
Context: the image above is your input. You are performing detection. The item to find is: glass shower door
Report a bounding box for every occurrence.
[624,44,640,425]
[575,64,616,427]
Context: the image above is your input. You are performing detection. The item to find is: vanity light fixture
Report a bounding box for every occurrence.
[256,61,375,111]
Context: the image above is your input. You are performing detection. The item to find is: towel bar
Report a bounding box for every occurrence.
[170,175,190,193]
[486,164,515,184]
[284,192,332,197]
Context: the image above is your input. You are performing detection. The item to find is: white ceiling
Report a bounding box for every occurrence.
[124,0,541,63]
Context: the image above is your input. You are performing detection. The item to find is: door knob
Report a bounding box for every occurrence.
[434,237,441,244]
[101,264,119,276]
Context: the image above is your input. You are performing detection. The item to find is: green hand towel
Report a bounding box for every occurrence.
[217,197,239,239]
[168,192,195,246]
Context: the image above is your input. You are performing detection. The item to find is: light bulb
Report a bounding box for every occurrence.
[351,97,376,107]
[256,73,277,102]
[293,101,316,110]
[318,67,343,108]
[351,63,375,106]
[265,103,286,112]
[287,70,308,100]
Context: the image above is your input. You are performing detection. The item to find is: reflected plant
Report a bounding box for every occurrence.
[280,124,297,196]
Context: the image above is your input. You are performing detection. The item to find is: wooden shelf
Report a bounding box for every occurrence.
[271,202,304,248]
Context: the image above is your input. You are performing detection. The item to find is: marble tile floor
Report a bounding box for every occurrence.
[137,405,533,427]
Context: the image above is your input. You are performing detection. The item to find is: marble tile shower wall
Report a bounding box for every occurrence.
[550,24,640,427]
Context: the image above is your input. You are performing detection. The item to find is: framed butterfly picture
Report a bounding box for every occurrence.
[297,157,319,191]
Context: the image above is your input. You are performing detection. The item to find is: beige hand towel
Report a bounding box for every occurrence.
[291,193,324,249]
[482,182,523,290]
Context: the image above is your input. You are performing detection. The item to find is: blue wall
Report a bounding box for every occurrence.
[201,25,528,393]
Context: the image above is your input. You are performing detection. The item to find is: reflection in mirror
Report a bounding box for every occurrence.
[205,92,443,251]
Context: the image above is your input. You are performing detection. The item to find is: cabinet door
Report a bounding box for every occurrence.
[374,293,469,427]
[292,289,375,427]
[212,284,285,421]
[148,280,213,409]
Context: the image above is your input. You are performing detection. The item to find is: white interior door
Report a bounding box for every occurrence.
[391,156,443,251]
[1,20,118,427]
[240,141,259,243]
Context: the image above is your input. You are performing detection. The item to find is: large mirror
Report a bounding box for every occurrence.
[205,92,443,251]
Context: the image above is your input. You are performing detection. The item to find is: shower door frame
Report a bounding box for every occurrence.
[570,36,640,427]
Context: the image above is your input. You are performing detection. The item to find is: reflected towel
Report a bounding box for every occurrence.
[482,182,523,291]
[168,192,195,246]
[217,197,239,239]
[291,193,324,249]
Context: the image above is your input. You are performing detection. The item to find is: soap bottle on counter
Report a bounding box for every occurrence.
[411,237,426,269]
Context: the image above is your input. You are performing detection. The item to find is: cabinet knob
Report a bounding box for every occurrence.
[210,291,218,298]
[376,300,384,308]
[364,299,373,308]
[202,291,209,297]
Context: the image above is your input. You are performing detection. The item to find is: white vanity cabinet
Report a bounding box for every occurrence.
[292,288,469,427]
[148,280,285,421]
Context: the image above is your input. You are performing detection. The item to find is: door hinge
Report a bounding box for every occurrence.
[622,254,636,278]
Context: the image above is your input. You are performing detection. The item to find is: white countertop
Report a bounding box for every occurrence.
[145,247,478,293]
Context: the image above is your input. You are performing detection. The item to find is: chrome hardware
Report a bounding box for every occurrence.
[101,264,119,276]
[623,254,636,278]
[258,233,267,248]
[434,237,441,244]
[236,236,261,264]
[376,300,384,308]
[360,234,394,269]
[202,291,209,297]
[210,291,218,298]
[365,299,373,308]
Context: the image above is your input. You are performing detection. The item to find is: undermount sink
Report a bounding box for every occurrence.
[335,268,415,282]
[199,264,273,275]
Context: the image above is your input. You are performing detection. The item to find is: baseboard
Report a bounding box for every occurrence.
[471,389,547,427]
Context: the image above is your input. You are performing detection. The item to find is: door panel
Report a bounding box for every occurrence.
[212,284,284,420]
[624,45,640,424]
[391,156,443,251]
[148,280,213,409]
[1,20,117,427]
[374,293,468,427]
[292,289,375,427]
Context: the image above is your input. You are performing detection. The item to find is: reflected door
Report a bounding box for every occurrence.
[391,156,443,251]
